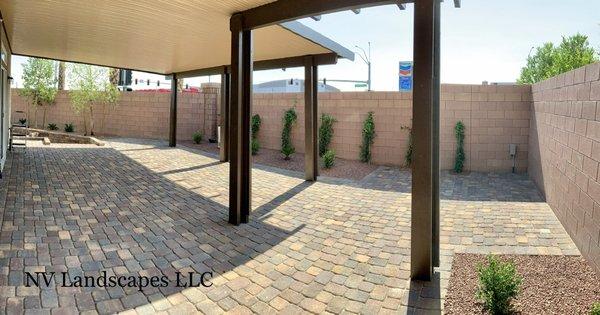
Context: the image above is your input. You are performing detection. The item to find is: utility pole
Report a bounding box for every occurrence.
[355,42,372,91]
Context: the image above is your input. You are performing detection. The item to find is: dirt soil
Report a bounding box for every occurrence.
[444,253,600,315]
[180,141,379,181]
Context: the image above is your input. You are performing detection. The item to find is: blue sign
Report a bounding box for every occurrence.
[399,61,413,91]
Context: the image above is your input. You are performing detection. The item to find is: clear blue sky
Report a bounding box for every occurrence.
[11,0,600,91]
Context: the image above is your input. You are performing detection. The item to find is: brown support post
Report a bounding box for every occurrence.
[304,56,318,181]
[220,71,231,162]
[432,0,441,268]
[169,74,178,147]
[229,15,253,225]
[411,0,435,281]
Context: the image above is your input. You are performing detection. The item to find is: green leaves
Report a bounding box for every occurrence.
[251,114,261,155]
[476,255,522,315]
[322,149,335,169]
[281,108,297,159]
[454,121,465,173]
[518,34,598,84]
[19,58,58,108]
[360,112,376,163]
[69,64,119,114]
[318,114,336,157]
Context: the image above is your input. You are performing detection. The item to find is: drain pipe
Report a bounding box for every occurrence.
[509,144,517,173]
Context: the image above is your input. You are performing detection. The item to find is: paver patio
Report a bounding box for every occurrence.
[0,139,579,314]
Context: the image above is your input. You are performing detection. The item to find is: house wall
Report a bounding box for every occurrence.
[529,62,600,272]
[0,20,11,174]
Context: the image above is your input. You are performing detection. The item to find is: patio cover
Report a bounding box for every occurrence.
[0,0,353,75]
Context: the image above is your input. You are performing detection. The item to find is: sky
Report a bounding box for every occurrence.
[10,0,600,92]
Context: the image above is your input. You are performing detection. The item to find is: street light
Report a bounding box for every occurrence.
[355,42,372,91]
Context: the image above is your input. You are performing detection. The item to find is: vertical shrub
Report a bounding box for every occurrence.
[360,112,376,163]
[318,114,336,157]
[476,255,522,315]
[251,114,261,155]
[322,149,336,169]
[281,108,298,160]
[454,121,465,173]
[401,125,413,167]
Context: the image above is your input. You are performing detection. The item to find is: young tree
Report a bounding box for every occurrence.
[69,64,120,136]
[57,61,66,90]
[518,34,598,84]
[19,58,58,128]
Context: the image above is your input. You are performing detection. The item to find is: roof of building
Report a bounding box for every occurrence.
[0,0,353,74]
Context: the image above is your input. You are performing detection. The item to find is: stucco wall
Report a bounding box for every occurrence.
[529,62,600,272]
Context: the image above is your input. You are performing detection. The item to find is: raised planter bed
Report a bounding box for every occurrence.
[13,127,104,146]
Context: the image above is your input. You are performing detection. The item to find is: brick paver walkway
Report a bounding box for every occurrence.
[0,139,578,314]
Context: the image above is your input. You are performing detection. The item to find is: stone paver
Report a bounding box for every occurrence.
[0,139,579,314]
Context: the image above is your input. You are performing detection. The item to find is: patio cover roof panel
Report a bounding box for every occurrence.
[0,0,351,74]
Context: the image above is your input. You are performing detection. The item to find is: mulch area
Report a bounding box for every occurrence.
[180,141,379,181]
[444,253,600,314]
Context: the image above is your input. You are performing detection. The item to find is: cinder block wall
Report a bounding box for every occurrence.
[529,62,600,272]
[11,83,219,141]
[253,84,531,172]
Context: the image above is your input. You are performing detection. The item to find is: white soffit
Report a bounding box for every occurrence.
[0,0,352,74]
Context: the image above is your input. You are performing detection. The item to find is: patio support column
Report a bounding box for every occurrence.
[220,70,231,162]
[169,74,178,147]
[304,56,318,181]
[229,14,253,225]
[411,0,435,281]
[432,0,441,268]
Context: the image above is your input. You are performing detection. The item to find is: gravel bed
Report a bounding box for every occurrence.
[444,253,600,314]
[181,141,379,181]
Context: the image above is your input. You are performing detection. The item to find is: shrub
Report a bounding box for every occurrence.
[359,112,376,163]
[19,118,27,125]
[192,131,203,144]
[322,149,335,169]
[251,138,260,155]
[591,302,600,315]
[64,123,74,133]
[454,121,465,173]
[476,255,522,315]
[251,114,261,155]
[401,125,413,167]
[318,114,336,157]
[281,108,297,160]
[47,123,58,131]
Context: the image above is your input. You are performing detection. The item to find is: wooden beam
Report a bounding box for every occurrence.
[168,74,178,147]
[174,53,338,79]
[304,56,318,181]
[220,72,231,162]
[411,0,435,281]
[239,0,408,29]
[432,0,441,268]
[229,14,253,225]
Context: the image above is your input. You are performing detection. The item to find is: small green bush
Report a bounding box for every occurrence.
[48,123,58,131]
[476,255,522,315]
[401,125,413,167]
[64,123,74,133]
[281,108,298,160]
[591,302,600,315]
[454,121,466,173]
[192,131,203,144]
[251,138,260,155]
[19,118,27,125]
[319,114,336,157]
[251,114,261,155]
[322,149,335,169]
[360,111,376,163]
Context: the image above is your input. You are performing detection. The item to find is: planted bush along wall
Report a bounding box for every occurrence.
[529,62,600,272]
[253,84,531,172]
[11,83,220,142]
[12,83,530,172]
